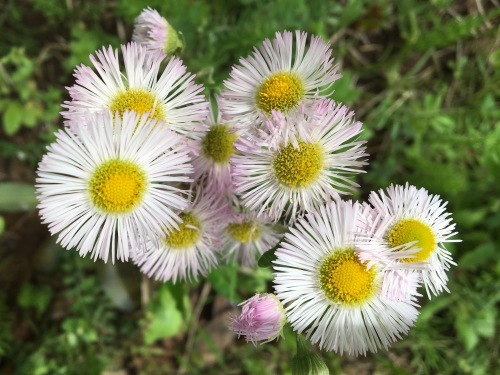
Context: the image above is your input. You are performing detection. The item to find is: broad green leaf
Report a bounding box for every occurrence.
[3,101,23,135]
[207,263,238,301]
[0,183,37,212]
[143,284,184,344]
[258,235,285,268]
[258,247,278,268]
[0,216,4,235]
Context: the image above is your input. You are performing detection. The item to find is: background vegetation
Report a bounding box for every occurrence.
[0,0,499,374]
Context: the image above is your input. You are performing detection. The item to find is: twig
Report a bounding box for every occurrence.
[179,281,212,374]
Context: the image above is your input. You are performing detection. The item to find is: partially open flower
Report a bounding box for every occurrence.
[230,293,286,344]
[132,7,184,55]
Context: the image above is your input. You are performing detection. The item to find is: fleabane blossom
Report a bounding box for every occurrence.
[273,200,420,356]
[230,293,286,344]
[62,42,208,138]
[191,97,238,193]
[133,188,228,283]
[232,100,367,222]
[364,183,460,298]
[220,30,341,129]
[357,202,423,302]
[221,205,282,267]
[132,7,183,55]
[36,111,192,263]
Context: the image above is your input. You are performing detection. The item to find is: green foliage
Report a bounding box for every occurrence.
[0,295,13,358]
[0,48,61,136]
[65,24,120,71]
[142,282,190,344]
[17,283,53,317]
[258,247,279,268]
[0,183,37,212]
[208,262,239,301]
[292,334,329,375]
[0,0,498,373]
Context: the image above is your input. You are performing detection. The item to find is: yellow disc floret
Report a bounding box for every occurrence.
[319,249,377,306]
[201,125,237,164]
[388,219,437,262]
[256,72,305,113]
[110,89,165,120]
[227,221,260,243]
[165,212,201,249]
[273,141,323,188]
[89,159,146,214]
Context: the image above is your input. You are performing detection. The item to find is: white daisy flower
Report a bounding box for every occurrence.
[36,111,192,263]
[356,201,424,302]
[191,97,238,193]
[273,200,420,356]
[232,100,367,222]
[133,188,228,283]
[222,206,282,267]
[62,42,208,138]
[220,30,341,129]
[132,7,183,55]
[365,183,460,298]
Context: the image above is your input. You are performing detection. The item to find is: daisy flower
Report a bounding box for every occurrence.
[230,293,286,344]
[355,201,423,302]
[274,200,420,355]
[132,7,183,55]
[220,30,340,129]
[222,207,282,267]
[191,97,238,192]
[365,183,460,298]
[232,100,367,222]
[133,188,228,283]
[62,42,208,138]
[36,111,192,263]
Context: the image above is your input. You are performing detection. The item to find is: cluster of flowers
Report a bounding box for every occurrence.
[36,8,460,357]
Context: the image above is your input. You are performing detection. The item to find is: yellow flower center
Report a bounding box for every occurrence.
[109,89,165,120]
[273,141,323,188]
[388,219,437,262]
[227,221,260,243]
[256,72,305,113]
[201,124,237,164]
[89,159,146,214]
[165,212,201,249]
[319,249,377,305]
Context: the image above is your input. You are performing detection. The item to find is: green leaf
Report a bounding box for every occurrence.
[475,307,496,338]
[3,101,23,135]
[0,216,4,236]
[459,243,497,270]
[17,283,53,316]
[456,314,479,351]
[0,183,37,212]
[238,267,273,294]
[328,71,362,104]
[417,296,452,324]
[143,284,184,345]
[292,334,329,375]
[207,263,238,301]
[258,247,279,268]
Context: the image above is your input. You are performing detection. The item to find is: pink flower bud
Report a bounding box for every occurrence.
[230,293,286,344]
